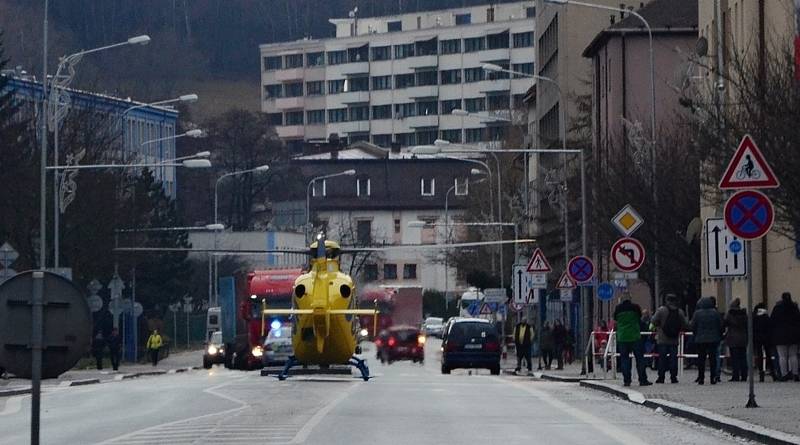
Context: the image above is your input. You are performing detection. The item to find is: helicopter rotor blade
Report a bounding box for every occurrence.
[340,238,535,253]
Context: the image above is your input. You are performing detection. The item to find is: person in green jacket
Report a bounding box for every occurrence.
[614,297,652,387]
[146,329,163,367]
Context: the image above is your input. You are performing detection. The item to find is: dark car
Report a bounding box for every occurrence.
[441,318,500,375]
[378,325,425,364]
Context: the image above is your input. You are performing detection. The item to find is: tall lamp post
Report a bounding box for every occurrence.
[122,94,199,162]
[305,170,357,243]
[49,34,151,270]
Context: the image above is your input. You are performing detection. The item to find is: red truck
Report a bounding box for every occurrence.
[358,285,423,337]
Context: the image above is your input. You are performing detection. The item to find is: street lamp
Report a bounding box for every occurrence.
[48,34,152,269]
[141,129,205,147]
[305,169,357,243]
[123,94,199,115]
[45,159,212,171]
[213,165,271,225]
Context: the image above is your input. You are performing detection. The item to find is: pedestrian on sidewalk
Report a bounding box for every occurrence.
[514,319,534,375]
[724,298,748,382]
[92,331,106,370]
[540,322,554,370]
[552,320,567,370]
[753,302,774,382]
[146,329,163,367]
[770,292,800,381]
[690,297,723,385]
[107,327,122,371]
[613,297,652,387]
[651,293,688,384]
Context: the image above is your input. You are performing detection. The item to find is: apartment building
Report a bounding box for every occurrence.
[259,2,536,153]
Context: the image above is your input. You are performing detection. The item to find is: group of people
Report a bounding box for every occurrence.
[91,328,122,371]
[513,319,574,374]
[611,292,800,387]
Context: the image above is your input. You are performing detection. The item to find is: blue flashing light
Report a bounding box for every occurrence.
[270,320,282,331]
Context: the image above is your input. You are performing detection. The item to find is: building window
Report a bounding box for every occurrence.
[440,69,462,85]
[487,93,510,111]
[364,264,378,282]
[440,99,462,115]
[512,63,534,77]
[415,38,437,56]
[306,81,325,96]
[327,50,347,65]
[372,104,392,119]
[285,53,303,68]
[513,32,534,48]
[306,52,325,67]
[541,103,560,145]
[312,179,327,197]
[464,67,485,83]
[267,113,283,126]
[264,56,282,70]
[357,220,372,245]
[486,7,495,22]
[348,45,368,63]
[264,84,283,99]
[328,79,346,94]
[455,13,471,25]
[357,177,371,196]
[372,75,392,90]
[395,132,416,147]
[539,16,559,70]
[349,105,369,121]
[455,177,469,196]
[466,127,484,143]
[416,70,438,86]
[421,178,435,196]
[387,20,402,32]
[403,264,417,279]
[350,132,370,143]
[487,31,509,50]
[464,37,485,52]
[394,43,415,59]
[417,100,438,116]
[395,103,416,118]
[384,264,398,280]
[487,126,506,141]
[372,134,392,147]
[464,97,486,112]
[394,219,401,233]
[440,129,461,143]
[486,61,510,80]
[285,111,303,125]
[440,39,461,54]
[285,82,303,97]
[526,6,536,18]
[371,46,391,61]
[416,128,438,145]
[328,108,348,123]
[347,76,369,92]
[306,109,325,124]
[394,73,416,89]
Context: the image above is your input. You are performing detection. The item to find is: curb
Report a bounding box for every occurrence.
[537,372,596,383]
[0,388,31,397]
[580,380,800,445]
[68,378,101,387]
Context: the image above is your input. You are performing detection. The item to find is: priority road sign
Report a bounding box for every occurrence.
[567,256,595,283]
[556,272,577,290]
[724,190,775,240]
[611,205,644,237]
[705,218,747,277]
[526,248,552,273]
[611,237,646,273]
[719,134,779,190]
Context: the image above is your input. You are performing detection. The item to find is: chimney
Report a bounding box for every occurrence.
[390,141,401,154]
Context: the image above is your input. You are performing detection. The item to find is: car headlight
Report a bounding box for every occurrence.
[360,328,369,337]
[252,346,264,358]
[207,345,218,355]
[418,335,427,345]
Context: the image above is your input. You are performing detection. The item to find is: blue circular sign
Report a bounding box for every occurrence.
[568,256,595,283]
[729,240,742,254]
[597,283,615,301]
[724,190,774,240]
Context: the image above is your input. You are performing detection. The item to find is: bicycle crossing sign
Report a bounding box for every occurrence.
[719,134,779,190]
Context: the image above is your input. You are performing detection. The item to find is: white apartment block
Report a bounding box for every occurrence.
[259,2,536,153]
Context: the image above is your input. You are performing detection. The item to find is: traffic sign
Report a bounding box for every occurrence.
[513,265,538,304]
[556,272,577,290]
[567,256,595,283]
[109,298,124,316]
[510,303,524,312]
[597,283,615,301]
[724,190,775,240]
[719,134,779,190]
[0,242,18,268]
[108,273,125,300]
[729,240,742,254]
[610,237,646,273]
[87,294,103,312]
[526,248,552,273]
[611,205,644,237]
[705,218,747,277]
[483,288,507,304]
[479,303,493,315]
[531,273,547,288]
[560,289,574,302]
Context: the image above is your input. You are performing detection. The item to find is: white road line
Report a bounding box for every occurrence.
[496,378,652,445]
[0,395,25,416]
[289,383,358,444]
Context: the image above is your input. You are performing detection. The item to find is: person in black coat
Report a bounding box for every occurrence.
[770,292,800,381]
[107,327,122,371]
[724,299,748,381]
[753,302,773,382]
[91,331,106,370]
[552,320,567,370]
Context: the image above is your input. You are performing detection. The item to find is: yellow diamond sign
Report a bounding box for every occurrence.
[612,204,644,236]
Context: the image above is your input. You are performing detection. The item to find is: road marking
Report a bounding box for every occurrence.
[289,383,358,444]
[0,396,25,416]
[496,378,651,445]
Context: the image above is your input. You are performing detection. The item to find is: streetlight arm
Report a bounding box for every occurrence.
[47,162,187,170]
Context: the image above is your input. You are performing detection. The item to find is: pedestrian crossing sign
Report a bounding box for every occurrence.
[526,248,552,273]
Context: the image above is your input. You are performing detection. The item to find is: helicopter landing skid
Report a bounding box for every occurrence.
[349,355,371,381]
[277,356,300,381]
[275,355,370,381]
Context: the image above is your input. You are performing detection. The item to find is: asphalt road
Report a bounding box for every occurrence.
[0,340,750,445]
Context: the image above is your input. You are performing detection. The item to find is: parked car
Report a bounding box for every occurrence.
[378,325,425,364]
[262,325,293,366]
[203,331,226,369]
[423,317,444,338]
[441,318,501,375]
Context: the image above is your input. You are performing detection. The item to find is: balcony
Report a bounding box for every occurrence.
[408,55,439,69]
[337,91,371,104]
[275,68,304,82]
[276,125,305,139]
[274,96,304,110]
[405,114,439,129]
[404,85,439,99]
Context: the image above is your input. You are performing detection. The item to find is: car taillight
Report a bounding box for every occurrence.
[387,336,397,347]
[417,335,426,345]
[375,339,383,347]
[484,341,500,352]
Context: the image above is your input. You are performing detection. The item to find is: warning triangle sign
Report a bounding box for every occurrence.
[719,134,779,190]
[479,303,493,315]
[526,248,552,273]
[556,272,576,290]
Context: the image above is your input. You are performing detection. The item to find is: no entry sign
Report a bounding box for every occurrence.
[724,190,774,240]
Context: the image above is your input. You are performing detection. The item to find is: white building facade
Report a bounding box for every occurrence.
[259,2,536,153]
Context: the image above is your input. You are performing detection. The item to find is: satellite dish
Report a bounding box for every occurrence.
[695,37,709,57]
[685,217,702,244]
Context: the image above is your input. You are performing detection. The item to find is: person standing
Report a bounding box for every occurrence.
[540,322,554,370]
[513,319,534,375]
[724,299,748,381]
[107,327,122,371]
[770,292,800,381]
[146,329,163,367]
[552,320,567,370]
[753,302,773,382]
[613,297,652,387]
[690,297,723,385]
[651,293,688,384]
[91,331,106,370]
